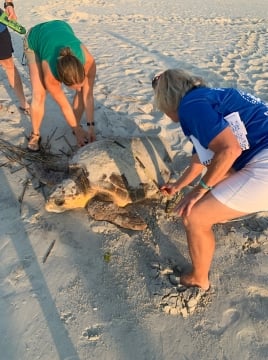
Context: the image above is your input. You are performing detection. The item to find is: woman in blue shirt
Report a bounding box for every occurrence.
[0,2,29,113]
[152,68,268,291]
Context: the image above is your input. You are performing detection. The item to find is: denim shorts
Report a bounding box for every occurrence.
[23,29,40,64]
[212,148,268,213]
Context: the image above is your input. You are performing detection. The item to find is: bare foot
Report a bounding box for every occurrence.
[180,273,210,291]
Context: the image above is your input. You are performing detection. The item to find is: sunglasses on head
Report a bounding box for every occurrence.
[152,74,161,89]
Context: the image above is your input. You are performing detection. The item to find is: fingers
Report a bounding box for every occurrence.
[173,203,185,217]
[74,126,96,146]
[80,137,89,146]
[87,127,96,142]
[160,188,169,196]
[174,193,199,217]
[173,196,190,217]
[75,127,90,146]
[76,135,88,147]
[160,184,174,196]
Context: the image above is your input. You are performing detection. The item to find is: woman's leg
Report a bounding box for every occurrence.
[0,57,29,110]
[28,61,46,135]
[27,61,46,150]
[180,192,248,290]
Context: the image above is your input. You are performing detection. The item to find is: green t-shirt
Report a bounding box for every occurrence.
[28,20,85,80]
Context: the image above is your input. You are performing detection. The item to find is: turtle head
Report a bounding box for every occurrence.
[45,179,92,213]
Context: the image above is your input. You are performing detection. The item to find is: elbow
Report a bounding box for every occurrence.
[226,144,242,162]
[234,143,243,158]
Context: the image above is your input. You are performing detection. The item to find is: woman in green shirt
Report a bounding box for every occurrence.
[24,20,96,151]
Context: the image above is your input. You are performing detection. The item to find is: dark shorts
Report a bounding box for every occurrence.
[0,28,13,60]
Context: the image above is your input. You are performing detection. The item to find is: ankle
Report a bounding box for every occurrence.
[180,273,210,291]
[28,132,41,151]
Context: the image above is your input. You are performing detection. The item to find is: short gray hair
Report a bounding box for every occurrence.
[153,69,207,113]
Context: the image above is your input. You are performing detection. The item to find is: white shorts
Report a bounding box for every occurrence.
[211,148,268,213]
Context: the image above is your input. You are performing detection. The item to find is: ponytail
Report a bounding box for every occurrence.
[57,47,85,86]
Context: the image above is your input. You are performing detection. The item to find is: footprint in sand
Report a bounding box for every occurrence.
[151,264,212,317]
[7,257,33,286]
[82,324,103,341]
[160,286,211,317]
[60,311,75,324]
[210,308,240,335]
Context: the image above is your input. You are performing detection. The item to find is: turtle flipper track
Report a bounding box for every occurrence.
[87,200,147,231]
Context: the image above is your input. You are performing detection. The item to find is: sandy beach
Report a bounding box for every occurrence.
[0,1,268,359]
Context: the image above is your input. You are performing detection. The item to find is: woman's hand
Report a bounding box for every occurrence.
[173,187,207,217]
[73,126,90,147]
[87,125,96,142]
[5,4,17,20]
[160,183,179,197]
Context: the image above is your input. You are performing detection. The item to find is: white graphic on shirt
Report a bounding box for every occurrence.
[237,90,268,117]
[238,90,263,105]
[224,112,249,150]
[189,135,214,165]
[190,112,249,165]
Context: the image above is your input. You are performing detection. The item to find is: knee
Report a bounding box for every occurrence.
[181,212,197,230]
[182,206,213,231]
[32,92,46,106]
[0,58,14,71]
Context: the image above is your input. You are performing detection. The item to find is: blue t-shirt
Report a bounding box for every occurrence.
[179,87,268,170]
[0,7,6,32]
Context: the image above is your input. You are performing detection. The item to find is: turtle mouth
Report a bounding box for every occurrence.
[54,198,65,206]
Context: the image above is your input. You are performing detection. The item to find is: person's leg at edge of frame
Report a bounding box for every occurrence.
[0,57,30,112]
[180,192,248,290]
[0,27,30,113]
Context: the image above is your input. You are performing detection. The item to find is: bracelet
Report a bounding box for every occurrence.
[87,122,95,126]
[4,2,14,8]
[199,179,213,190]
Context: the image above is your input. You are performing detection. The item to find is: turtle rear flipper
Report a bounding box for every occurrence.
[87,200,147,231]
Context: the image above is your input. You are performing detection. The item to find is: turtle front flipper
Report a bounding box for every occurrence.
[87,200,147,231]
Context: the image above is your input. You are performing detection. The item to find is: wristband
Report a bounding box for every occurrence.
[87,122,95,126]
[199,179,213,190]
[4,2,14,8]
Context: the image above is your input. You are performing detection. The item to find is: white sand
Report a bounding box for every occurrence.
[1,1,268,359]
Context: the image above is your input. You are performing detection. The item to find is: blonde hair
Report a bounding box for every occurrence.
[153,69,207,113]
[57,47,85,86]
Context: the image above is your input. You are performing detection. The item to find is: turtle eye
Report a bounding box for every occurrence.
[54,198,65,206]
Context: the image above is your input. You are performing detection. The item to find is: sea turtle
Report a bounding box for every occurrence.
[44,136,175,230]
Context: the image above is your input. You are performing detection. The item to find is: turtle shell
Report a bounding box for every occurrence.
[45,137,174,213]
